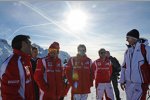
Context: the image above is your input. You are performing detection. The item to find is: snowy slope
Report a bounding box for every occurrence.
[64,82,127,100]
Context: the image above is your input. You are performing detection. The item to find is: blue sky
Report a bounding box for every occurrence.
[0,1,150,63]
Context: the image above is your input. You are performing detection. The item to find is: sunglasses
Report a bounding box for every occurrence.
[100,52,106,54]
[78,48,86,51]
[49,48,58,53]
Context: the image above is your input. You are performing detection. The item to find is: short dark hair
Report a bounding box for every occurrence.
[11,35,30,50]
[32,46,38,51]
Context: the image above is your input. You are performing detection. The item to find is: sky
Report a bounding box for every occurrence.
[0,0,150,64]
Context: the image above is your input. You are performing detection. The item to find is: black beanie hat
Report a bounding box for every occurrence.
[126,29,139,39]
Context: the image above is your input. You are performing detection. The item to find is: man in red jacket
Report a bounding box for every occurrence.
[66,44,93,100]
[34,42,64,100]
[0,35,35,100]
[92,48,114,100]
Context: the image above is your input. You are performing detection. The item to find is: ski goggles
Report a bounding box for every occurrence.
[100,52,106,54]
[78,47,86,52]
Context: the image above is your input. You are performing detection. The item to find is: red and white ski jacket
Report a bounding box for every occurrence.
[120,39,150,84]
[34,55,64,100]
[92,58,112,86]
[65,54,93,94]
[0,49,35,100]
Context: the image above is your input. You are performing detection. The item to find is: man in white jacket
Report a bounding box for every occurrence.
[119,29,150,100]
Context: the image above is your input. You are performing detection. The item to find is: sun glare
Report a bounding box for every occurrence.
[65,9,88,31]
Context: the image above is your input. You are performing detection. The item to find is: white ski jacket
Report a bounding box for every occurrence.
[120,38,150,84]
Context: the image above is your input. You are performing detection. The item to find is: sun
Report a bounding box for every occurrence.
[65,9,88,31]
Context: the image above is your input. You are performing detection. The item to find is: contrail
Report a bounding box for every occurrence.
[18,1,80,39]
[7,23,53,40]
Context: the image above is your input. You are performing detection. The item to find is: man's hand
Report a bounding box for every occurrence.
[120,83,126,91]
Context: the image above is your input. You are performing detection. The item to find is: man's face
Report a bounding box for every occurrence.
[32,49,38,58]
[126,37,137,45]
[22,39,32,55]
[99,50,106,58]
[49,48,59,58]
[78,47,86,56]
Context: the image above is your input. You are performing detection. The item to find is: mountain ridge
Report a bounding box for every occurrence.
[0,39,70,67]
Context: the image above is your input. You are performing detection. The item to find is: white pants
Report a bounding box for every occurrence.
[96,83,114,100]
[73,94,88,100]
[125,81,148,100]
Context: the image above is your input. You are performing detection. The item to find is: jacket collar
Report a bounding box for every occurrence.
[98,57,108,62]
[76,54,87,59]
[13,49,31,59]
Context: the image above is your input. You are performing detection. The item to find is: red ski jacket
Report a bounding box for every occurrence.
[0,49,35,100]
[92,58,112,87]
[34,55,64,100]
[65,54,93,94]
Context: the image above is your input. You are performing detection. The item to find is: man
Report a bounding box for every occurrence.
[31,47,39,74]
[31,46,39,100]
[119,29,150,100]
[34,42,64,100]
[92,48,114,100]
[0,35,35,100]
[106,51,121,100]
[66,44,93,100]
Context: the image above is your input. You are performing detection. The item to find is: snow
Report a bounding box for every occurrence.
[64,82,126,100]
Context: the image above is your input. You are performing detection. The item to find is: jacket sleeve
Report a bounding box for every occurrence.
[113,57,121,72]
[146,45,150,65]
[119,67,126,83]
[0,59,23,99]
[119,52,126,84]
[65,58,73,86]
[34,58,49,92]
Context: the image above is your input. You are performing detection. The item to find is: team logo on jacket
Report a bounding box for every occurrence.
[25,66,30,75]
